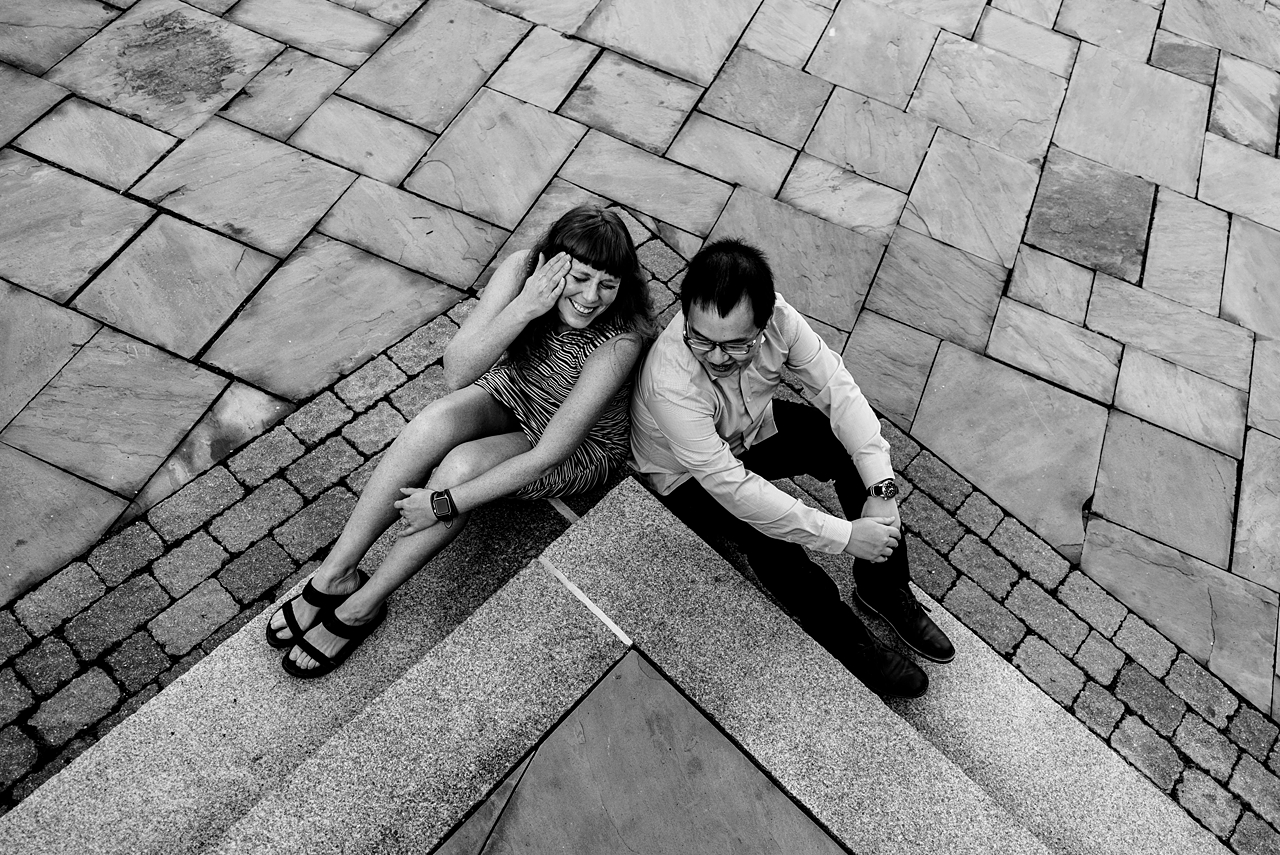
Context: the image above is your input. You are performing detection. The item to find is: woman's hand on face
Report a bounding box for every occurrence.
[511,252,571,322]
[394,487,439,538]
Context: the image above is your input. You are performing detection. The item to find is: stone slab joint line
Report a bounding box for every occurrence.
[540,555,632,647]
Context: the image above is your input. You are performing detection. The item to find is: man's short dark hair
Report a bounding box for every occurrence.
[680,238,776,329]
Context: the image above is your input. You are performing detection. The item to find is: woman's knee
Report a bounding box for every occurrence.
[427,444,489,490]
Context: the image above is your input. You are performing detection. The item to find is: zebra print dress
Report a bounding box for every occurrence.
[474,317,634,499]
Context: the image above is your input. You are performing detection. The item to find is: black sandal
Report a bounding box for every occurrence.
[281,605,387,679]
[264,571,367,649]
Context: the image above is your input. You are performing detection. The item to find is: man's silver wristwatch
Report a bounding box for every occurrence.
[868,478,899,500]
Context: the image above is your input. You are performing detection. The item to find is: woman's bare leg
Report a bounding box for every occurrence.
[268,386,516,641]
[286,431,533,670]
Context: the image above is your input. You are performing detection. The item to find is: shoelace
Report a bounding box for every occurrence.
[896,588,931,619]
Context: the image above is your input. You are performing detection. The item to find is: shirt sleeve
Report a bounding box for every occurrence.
[645,380,856,554]
[779,306,896,489]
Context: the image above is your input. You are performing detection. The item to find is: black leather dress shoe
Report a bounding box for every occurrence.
[855,586,956,664]
[839,634,929,699]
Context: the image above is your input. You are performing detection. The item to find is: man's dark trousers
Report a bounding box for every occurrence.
[655,399,910,654]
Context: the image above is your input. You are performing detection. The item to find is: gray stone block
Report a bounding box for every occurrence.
[64,575,170,660]
[227,428,305,488]
[957,492,1003,538]
[96,684,159,740]
[0,611,32,665]
[950,535,1019,598]
[218,538,296,604]
[1233,754,1280,828]
[1074,631,1125,684]
[153,532,228,598]
[1014,635,1085,706]
[1176,711,1240,783]
[1115,662,1187,736]
[1006,579,1089,655]
[990,517,1070,587]
[0,667,35,726]
[1166,654,1237,728]
[905,451,971,511]
[208,479,304,554]
[388,315,456,375]
[200,602,265,654]
[1234,706,1280,761]
[159,648,206,688]
[284,392,353,446]
[1075,681,1124,738]
[1234,812,1280,855]
[285,437,363,499]
[13,563,105,636]
[901,490,964,553]
[638,238,685,281]
[0,725,38,788]
[28,668,120,746]
[88,523,163,586]
[906,534,956,601]
[1177,768,1241,838]
[1113,613,1178,678]
[341,401,406,455]
[334,356,407,412]
[14,637,78,697]
[273,487,358,562]
[389,366,449,419]
[943,577,1027,655]
[1057,570,1126,636]
[149,580,239,656]
[1112,715,1183,792]
[106,632,171,694]
[346,451,383,495]
[149,468,245,543]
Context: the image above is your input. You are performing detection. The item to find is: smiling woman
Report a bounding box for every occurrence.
[261,206,654,678]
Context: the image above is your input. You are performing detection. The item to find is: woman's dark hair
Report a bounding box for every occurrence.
[680,238,775,329]
[510,206,654,357]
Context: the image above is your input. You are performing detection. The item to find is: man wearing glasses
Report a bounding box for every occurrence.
[631,238,953,698]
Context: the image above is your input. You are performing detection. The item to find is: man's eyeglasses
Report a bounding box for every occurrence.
[683,324,761,357]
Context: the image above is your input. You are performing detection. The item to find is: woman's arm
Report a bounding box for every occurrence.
[398,333,643,531]
[443,250,571,390]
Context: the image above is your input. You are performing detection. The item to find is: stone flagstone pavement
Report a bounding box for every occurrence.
[2,0,1280,848]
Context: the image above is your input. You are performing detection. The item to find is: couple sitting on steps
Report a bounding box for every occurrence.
[264,205,954,698]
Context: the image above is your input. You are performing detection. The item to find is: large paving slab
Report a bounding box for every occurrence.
[739,0,833,68]
[0,445,126,609]
[841,310,940,430]
[133,117,355,258]
[318,177,507,289]
[1162,0,1280,72]
[545,480,1050,855]
[559,51,701,153]
[1113,348,1247,458]
[203,234,461,401]
[891,591,1230,855]
[1252,340,1280,439]
[779,153,908,244]
[1236,429,1280,595]
[666,113,795,197]
[992,0,1062,27]
[1199,132,1280,232]
[708,187,887,330]
[226,0,392,68]
[1053,44,1210,195]
[1083,518,1278,712]
[1025,146,1154,283]
[559,131,733,236]
[1086,273,1254,390]
[972,6,1078,78]
[1149,29,1219,86]
[877,0,987,36]
[0,0,118,75]
[913,343,1108,560]
[986,297,1122,404]
[807,0,939,108]
[805,87,936,193]
[471,0,601,32]
[405,88,585,229]
[1006,244,1093,325]
[72,215,276,358]
[45,0,281,138]
[0,64,67,147]
[576,0,760,87]
[0,150,153,303]
[1055,0,1158,58]
[1094,411,1236,569]
[0,282,100,428]
[12,98,174,191]
[1210,54,1280,154]
[1143,188,1228,314]
[1,328,227,496]
[1222,215,1280,340]
[865,226,1006,351]
[909,32,1066,164]
[288,95,435,186]
[218,48,350,141]
[338,0,529,132]
[901,129,1040,268]
[700,47,832,149]
[486,25,599,111]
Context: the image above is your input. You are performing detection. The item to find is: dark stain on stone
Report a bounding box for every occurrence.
[118,10,240,105]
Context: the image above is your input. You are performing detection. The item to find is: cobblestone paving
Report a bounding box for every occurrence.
[2,0,1280,848]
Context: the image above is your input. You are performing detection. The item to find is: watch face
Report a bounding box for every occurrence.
[432,492,452,519]
[874,480,899,499]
